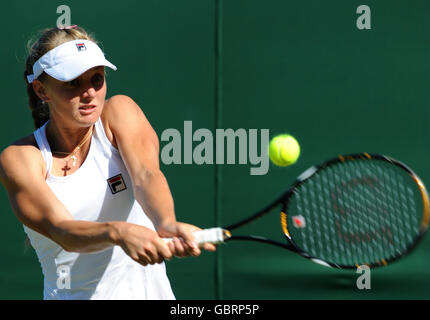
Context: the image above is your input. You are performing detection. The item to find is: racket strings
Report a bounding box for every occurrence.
[287,158,423,267]
[345,160,417,263]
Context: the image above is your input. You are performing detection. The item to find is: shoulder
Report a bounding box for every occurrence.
[105,94,136,106]
[102,95,146,133]
[101,95,153,148]
[1,134,40,163]
[0,134,45,190]
[103,95,142,120]
[102,95,157,138]
[100,95,159,156]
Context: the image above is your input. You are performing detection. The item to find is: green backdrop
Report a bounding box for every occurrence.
[1,0,430,299]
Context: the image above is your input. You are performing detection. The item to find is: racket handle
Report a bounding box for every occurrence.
[163,227,227,245]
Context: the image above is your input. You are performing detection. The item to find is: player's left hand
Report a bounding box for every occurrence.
[157,221,217,258]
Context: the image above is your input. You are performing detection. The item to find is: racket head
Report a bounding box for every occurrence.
[280,153,430,269]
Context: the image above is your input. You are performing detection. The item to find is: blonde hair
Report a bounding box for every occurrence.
[24,26,97,128]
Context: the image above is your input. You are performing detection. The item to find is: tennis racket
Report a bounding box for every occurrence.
[167,153,430,269]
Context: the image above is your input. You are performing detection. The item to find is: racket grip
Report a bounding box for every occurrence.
[163,227,226,246]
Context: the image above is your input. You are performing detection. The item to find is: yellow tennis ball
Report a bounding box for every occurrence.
[269,134,300,166]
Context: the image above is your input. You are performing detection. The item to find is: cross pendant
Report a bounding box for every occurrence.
[61,163,72,176]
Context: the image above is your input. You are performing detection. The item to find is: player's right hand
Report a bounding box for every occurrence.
[115,222,173,266]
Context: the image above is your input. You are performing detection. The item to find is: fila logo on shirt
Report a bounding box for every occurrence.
[107,174,127,194]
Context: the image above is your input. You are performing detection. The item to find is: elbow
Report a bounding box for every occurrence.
[57,240,98,254]
[52,234,80,253]
[47,220,116,254]
[48,224,82,253]
[59,241,78,253]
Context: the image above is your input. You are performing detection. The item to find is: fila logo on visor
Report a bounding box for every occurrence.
[76,43,87,51]
[107,174,127,194]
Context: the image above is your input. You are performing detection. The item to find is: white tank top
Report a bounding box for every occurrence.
[23,118,175,300]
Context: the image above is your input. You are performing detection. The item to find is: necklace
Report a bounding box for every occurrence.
[52,126,94,175]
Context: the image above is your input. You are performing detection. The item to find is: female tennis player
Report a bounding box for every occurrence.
[0,25,215,299]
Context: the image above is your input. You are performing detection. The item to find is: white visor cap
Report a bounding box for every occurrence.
[27,39,117,83]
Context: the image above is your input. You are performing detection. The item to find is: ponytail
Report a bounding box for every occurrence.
[24,70,49,129]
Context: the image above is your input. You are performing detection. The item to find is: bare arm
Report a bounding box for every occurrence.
[104,95,216,254]
[0,143,172,265]
[0,144,114,252]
